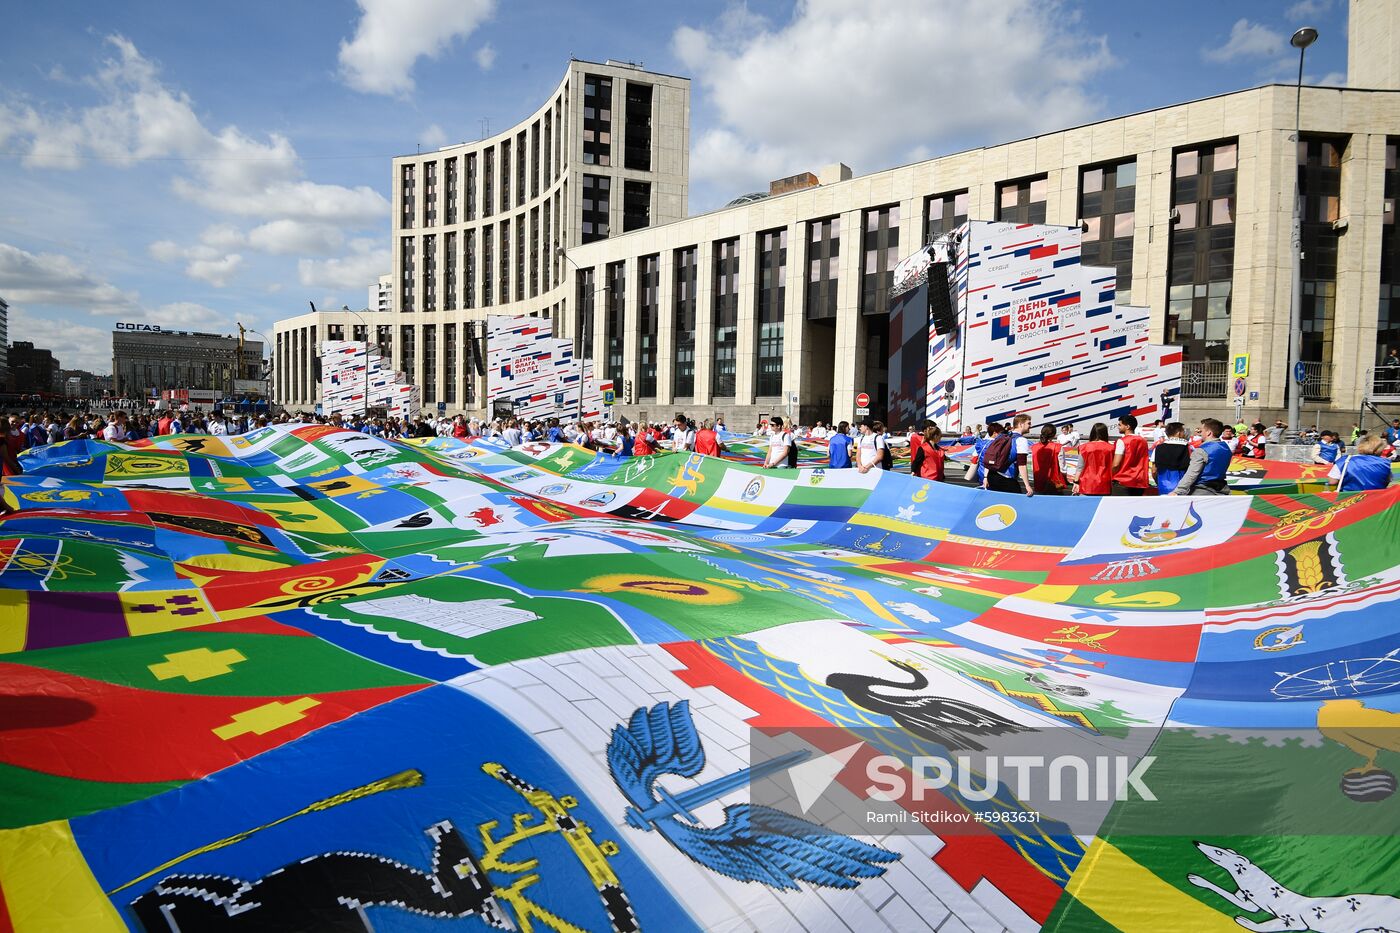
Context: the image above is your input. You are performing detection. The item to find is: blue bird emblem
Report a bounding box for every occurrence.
[606,701,900,890]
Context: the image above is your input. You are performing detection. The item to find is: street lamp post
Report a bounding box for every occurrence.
[1285,25,1318,442]
[239,325,272,406]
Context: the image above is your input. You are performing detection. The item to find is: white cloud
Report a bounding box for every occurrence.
[474,43,497,71]
[1203,19,1283,63]
[172,177,386,226]
[2,36,387,228]
[149,301,231,329]
[0,242,137,312]
[420,123,448,150]
[298,240,391,291]
[1285,0,1333,19]
[673,0,1113,202]
[338,0,497,95]
[246,219,345,256]
[185,254,244,287]
[6,307,113,373]
[198,224,246,252]
[151,218,347,285]
[1318,71,1347,86]
[147,230,249,285]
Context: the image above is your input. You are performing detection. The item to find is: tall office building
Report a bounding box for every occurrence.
[0,295,9,391]
[274,59,690,411]
[368,273,393,314]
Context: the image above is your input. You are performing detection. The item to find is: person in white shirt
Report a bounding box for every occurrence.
[502,421,523,446]
[810,421,828,440]
[101,412,129,442]
[209,416,228,436]
[671,417,695,452]
[854,420,886,474]
[1220,425,1241,453]
[1059,424,1080,447]
[764,416,793,468]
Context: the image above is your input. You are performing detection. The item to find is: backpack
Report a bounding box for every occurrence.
[880,439,893,471]
[785,433,799,468]
[982,433,1014,473]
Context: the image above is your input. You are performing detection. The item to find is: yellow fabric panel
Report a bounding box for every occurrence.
[0,820,124,932]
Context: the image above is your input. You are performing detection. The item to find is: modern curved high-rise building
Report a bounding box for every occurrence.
[274,59,689,411]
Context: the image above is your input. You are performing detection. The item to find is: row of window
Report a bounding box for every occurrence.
[399,73,655,230]
[400,87,567,229]
[399,188,567,311]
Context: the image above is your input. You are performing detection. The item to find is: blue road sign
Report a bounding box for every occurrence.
[1294,361,1308,384]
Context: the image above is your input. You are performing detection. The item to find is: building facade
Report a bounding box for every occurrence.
[7,341,58,394]
[111,327,263,399]
[368,273,393,314]
[274,308,396,411]
[0,295,9,390]
[60,370,113,398]
[275,59,689,414]
[566,79,1400,428]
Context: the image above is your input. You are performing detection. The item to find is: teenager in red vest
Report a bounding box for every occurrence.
[1111,414,1151,495]
[632,424,655,457]
[1031,424,1067,494]
[1073,422,1114,496]
[912,425,946,481]
[694,419,724,458]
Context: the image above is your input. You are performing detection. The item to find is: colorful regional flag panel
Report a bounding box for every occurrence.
[0,423,1396,933]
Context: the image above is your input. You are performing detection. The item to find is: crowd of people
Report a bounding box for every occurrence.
[2,402,1395,495]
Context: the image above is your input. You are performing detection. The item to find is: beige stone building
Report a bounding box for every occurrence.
[567,75,1400,428]
[273,59,690,412]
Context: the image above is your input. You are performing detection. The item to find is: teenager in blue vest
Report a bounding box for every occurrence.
[827,421,852,469]
[1328,434,1393,491]
[1312,430,1344,465]
[1170,417,1232,495]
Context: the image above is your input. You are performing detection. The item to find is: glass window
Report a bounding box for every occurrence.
[997,175,1048,224]
[582,74,613,167]
[805,217,840,320]
[1167,140,1239,362]
[1078,159,1137,290]
[712,239,740,397]
[1214,142,1237,171]
[860,204,900,316]
[924,189,969,241]
[756,228,787,397]
[673,247,697,397]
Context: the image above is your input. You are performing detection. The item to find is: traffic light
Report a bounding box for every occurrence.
[624,379,634,404]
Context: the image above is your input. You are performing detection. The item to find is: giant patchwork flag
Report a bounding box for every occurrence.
[0,424,1397,932]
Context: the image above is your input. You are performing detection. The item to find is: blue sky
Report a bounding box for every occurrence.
[0,0,1350,373]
